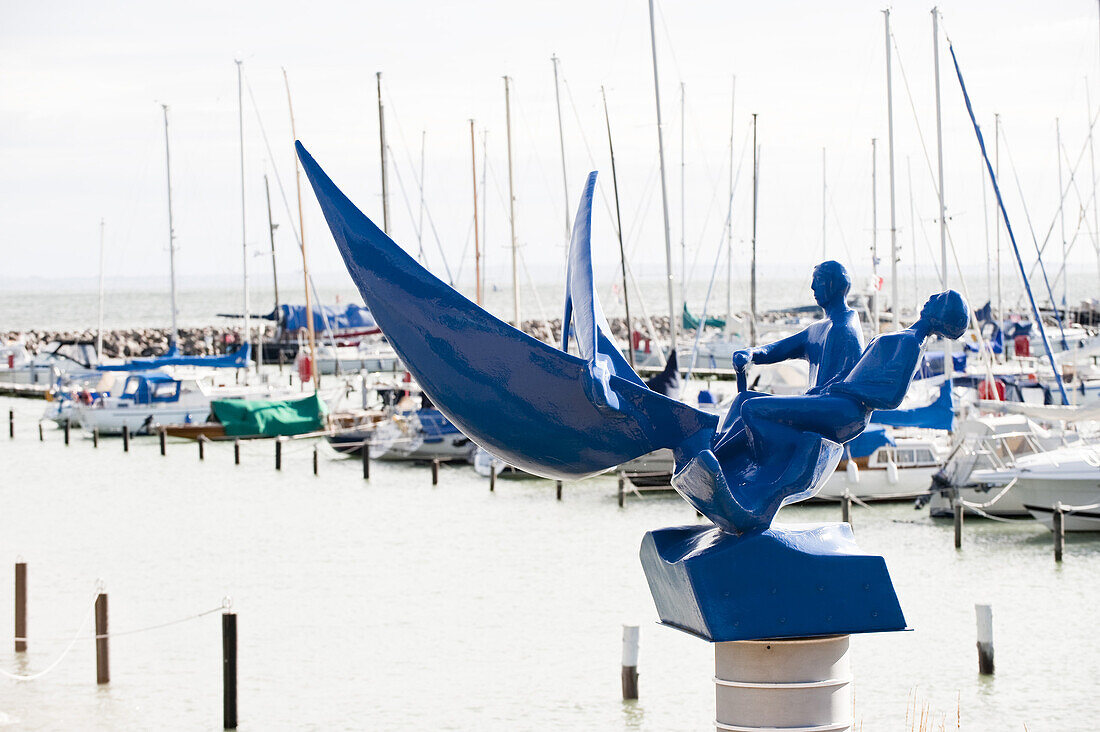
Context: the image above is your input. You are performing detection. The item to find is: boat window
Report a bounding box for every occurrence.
[895,449,914,465]
[122,378,140,397]
[152,382,180,401]
[914,449,935,463]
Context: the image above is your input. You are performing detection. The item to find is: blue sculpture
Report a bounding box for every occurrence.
[296,142,968,642]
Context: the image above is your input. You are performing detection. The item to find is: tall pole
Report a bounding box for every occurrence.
[1057,117,1068,311]
[728,76,737,327]
[551,55,570,241]
[932,8,952,371]
[504,76,520,327]
[981,154,991,307]
[377,72,390,234]
[481,129,489,300]
[908,157,919,314]
[1088,82,1100,294]
[264,174,280,314]
[418,131,426,260]
[750,113,758,347]
[236,60,249,363]
[161,104,179,347]
[602,86,634,368]
[470,119,482,306]
[822,147,827,261]
[884,9,899,329]
[647,0,678,353]
[97,219,106,358]
[872,138,879,332]
[680,82,686,321]
[995,113,1003,356]
[283,68,319,388]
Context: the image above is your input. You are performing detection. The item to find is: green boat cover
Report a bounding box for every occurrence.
[211,393,328,437]
[682,303,726,330]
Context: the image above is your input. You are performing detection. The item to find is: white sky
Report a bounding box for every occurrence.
[3,0,1100,300]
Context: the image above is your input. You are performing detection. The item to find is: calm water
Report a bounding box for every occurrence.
[0,395,1097,730]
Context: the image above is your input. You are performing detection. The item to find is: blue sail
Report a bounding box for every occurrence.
[296,142,716,480]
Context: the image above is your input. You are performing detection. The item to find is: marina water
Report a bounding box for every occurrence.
[0,395,1096,730]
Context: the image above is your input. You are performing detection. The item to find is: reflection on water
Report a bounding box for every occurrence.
[0,395,1096,729]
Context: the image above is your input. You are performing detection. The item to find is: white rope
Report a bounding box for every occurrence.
[0,594,97,682]
[959,477,1018,509]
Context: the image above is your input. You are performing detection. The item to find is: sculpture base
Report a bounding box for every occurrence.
[640,523,905,642]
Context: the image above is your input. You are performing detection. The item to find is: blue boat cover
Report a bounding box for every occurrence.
[98,343,251,371]
[870,379,954,431]
[276,304,379,334]
[844,424,895,459]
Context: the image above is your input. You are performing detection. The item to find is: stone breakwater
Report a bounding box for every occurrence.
[4,316,677,358]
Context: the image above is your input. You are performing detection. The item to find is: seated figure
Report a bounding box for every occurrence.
[675,290,970,535]
[715,260,863,451]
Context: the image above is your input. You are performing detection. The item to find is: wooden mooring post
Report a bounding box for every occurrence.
[618,474,625,508]
[198,436,206,461]
[222,610,238,729]
[234,438,241,465]
[954,497,964,549]
[122,425,130,452]
[95,592,109,684]
[556,480,563,501]
[621,624,639,700]
[159,427,166,456]
[975,603,994,675]
[39,423,44,442]
[275,438,283,470]
[8,409,13,439]
[92,428,98,448]
[64,419,71,446]
[431,459,440,485]
[362,443,370,480]
[489,463,496,491]
[312,445,319,475]
[14,562,26,652]
[1054,505,1065,562]
[841,492,851,525]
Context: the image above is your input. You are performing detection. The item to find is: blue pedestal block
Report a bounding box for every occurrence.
[640,523,906,642]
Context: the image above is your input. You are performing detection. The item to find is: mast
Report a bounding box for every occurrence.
[908,157,918,314]
[680,82,686,320]
[470,119,482,306]
[504,76,520,327]
[418,131,426,260]
[602,86,634,369]
[97,219,105,359]
[1089,82,1100,297]
[932,8,951,371]
[283,68,319,389]
[161,104,179,347]
[236,59,249,363]
[377,72,391,233]
[551,55,570,241]
[481,129,489,300]
[750,113,758,347]
[1057,118,1067,311]
[647,0,678,353]
[995,113,1003,356]
[872,137,879,332]
[821,147,827,261]
[728,76,736,327]
[884,9,899,329]
[264,174,280,314]
[981,153,991,307]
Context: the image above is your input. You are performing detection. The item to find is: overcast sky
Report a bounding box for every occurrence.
[3,0,1100,303]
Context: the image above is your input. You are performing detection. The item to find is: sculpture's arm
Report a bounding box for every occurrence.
[748,329,808,366]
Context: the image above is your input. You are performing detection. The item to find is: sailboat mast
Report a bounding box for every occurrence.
[97,219,105,359]
[236,60,250,360]
[647,0,678,353]
[161,103,179,347]
[932,8,947,290]
[821,148,827,261]
[908,157,918,313]
[418,131,426,260]
[680,82,686,320]
[264,174,280,314]
[728,76,736,327]
[750,113,758,347]
[504,76,520,327]
[551,55,570,241]
[1057,117,1068,311]
[995,113,1003,354]
[872,137,879,332]
[283,68,319,388]
[470,119,482,306]
[884,9,899,329]
[601,85,634,369]
[481,129,489,300]
[377,72,391,234]
[1088,82,1100,294]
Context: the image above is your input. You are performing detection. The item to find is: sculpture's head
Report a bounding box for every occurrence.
[919,290,969,339]
[811,261,851,309]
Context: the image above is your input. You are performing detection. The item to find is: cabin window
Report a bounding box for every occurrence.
[122,379,140,397]
[151,382,180,401]
[914,449,935,463]
[895,449,915,465]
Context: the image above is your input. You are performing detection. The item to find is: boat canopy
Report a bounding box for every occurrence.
[119,373,182,405]
[844,424,894,460]
[98,343,251,372]
[270,304,379,334]
[682,303,726,330]
[210,392,327,437]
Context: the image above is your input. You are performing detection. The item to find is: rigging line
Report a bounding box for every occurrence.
[243,77,303,252]
[0,593,97,682]
[999,125,1069,342]
[452,214,477,285]
[686,124,751,291]
[685,200,735,381]
[516,245,550,325]
[560,76,624,240]
[915,210,944,285]
[826,196,856,265]
[386,139,426,246]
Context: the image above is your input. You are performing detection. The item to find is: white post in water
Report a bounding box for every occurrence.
[975,603,994,675]
[715,635,852,731]
[621,624,639,700]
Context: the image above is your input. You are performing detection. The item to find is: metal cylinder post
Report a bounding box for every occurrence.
[95,593,109,684]
[313,445,319,475]
[622,624,639,700]
[122,425,130,452]
[841,493,851,525]
[63,419,71,445]
[714,635,852,731]
[618,474,625,508]
[975,603,994,675]
[92,428,98,448]
[8,409,12,438]
[223,612,238,729]
[14,562,26,653]
[556,480,563,501]
[490,463,496,492]
[39,423,44,442]
[1054,505,1065,562]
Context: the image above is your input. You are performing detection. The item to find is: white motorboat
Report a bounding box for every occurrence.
[0,340,100,385]
[1012,445,1100,531]
[818,433,946,501]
